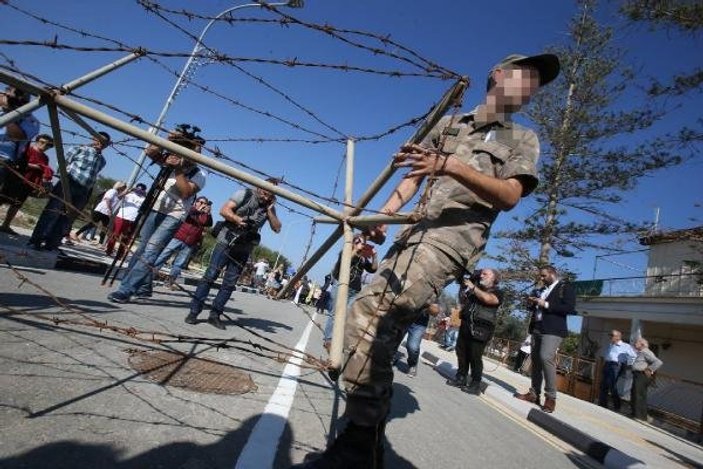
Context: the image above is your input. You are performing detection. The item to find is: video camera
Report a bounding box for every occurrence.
[467,270,482,284]
[225,217,261,248]
[167,123,205,152]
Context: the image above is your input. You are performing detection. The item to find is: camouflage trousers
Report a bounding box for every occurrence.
[342,241,463,426]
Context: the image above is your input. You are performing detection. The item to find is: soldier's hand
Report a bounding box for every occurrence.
[393,144,450,178]
[365,225,387,245]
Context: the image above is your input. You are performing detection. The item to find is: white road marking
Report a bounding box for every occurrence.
[234,312,318,469]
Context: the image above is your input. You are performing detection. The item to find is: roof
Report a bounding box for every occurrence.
[639,226,703,246]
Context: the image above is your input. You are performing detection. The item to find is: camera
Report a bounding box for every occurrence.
[467,270,482,283]
[2,88,30,110]
[225,217,261,247]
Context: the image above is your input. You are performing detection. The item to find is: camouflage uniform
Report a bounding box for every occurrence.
[343,111,540,425]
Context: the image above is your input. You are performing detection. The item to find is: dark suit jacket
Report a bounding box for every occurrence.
[529,281,576,338]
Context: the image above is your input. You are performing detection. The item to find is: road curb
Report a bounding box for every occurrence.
[421,351,646,468]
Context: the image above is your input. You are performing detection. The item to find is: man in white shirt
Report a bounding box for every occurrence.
[253,258,270,288]
[598,329,636,411]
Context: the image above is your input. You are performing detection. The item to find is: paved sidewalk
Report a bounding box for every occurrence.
[421,340,703,469]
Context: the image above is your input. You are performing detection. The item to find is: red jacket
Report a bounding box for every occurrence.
[174,208,213,246]
[24,145,54,186]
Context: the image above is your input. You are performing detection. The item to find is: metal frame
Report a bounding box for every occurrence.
[1,62,467,375]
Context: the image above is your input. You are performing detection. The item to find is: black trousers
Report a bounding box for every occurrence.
[599,361,622,410]
[630,370,650,420]
[455,324,487,384]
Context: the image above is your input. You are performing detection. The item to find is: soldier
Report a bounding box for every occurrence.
[297,53,560,468]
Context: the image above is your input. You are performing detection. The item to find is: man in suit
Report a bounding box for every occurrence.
[514,265,575,413]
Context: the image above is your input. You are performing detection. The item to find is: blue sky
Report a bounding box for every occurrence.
[2,1,701,330]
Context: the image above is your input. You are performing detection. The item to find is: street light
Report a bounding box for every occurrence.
[273,217,310,270]
[127,0,304,186]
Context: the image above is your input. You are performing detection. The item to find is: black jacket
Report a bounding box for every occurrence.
[529,281,575,338]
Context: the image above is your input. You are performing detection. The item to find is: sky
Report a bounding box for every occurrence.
[2,0,701,330]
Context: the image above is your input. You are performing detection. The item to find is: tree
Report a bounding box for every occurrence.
[252,244,291,273]
[619,0,702,206]
[497,0,688,269]
[620,0,703,32]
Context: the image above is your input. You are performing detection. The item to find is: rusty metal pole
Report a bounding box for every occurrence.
[45,104,73,214]
[0,51,144,128]
[49,94,345,221]
[329,139,355,371]
[314,213,414,226]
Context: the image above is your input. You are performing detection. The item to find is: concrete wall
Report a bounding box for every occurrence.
[646,241,702,297]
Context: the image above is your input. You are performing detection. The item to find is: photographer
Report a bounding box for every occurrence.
[0,134,54,235]
[108,125,206,304]
[446,268,503,395]
[322,233,378,351]
[186,179,281,330]
[153,196,213,290]
[1,86,40,189]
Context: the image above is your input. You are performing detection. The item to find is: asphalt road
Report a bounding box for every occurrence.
[0,263,596,468]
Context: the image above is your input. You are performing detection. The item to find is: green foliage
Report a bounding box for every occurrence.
[495,313,529,341]
[561,332,582,356]
[620,0,703,32]
[252,245,291,272]
[15,175,118,228]
[620,0,703,157]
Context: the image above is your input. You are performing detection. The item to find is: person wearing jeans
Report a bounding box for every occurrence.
[515,265,576,413]
[186,182,281,330]
[108,127,206,303]
[189,242,250,322]
[441,306,461,352]
[402,304,440,377]
[28,133,110,251]
[152,197,212,289]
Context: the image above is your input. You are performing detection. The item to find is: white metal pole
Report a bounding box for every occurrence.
[0,51,144,128]
[329,139,355,370]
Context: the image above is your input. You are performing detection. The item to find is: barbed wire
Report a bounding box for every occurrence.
[0,1,436,143]
[144,57,339,141]
[137,0,461,80]
[0,39,447,80]
[0,2,455,218]
[0,256,329,370]
[136,2,349,140]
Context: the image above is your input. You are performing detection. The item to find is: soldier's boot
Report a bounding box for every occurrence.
[293,421,385,469]
[445,374,467,388]
[462,380,482,395]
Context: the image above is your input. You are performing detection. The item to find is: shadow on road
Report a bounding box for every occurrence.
[0,413,298,469]
[230,316,293,334]
[0,292,120,315]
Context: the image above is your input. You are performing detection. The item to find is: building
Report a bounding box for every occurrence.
[575,226,703,435]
